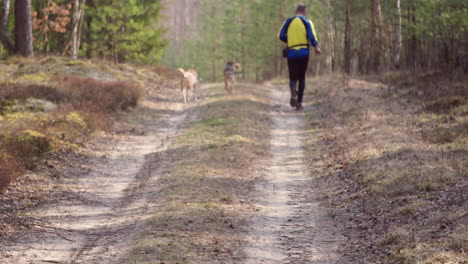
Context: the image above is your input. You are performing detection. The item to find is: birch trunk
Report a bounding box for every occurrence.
[325,0,334,74]
[393,0,402,69]
[71,0,86,59]
[344,1,352,74]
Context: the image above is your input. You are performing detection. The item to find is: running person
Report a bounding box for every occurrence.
[278,4,321,110]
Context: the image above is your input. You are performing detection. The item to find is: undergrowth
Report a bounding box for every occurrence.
[0,57,145,190]
[305,71,467,263]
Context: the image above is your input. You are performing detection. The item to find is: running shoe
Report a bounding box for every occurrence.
[290,88,297,107]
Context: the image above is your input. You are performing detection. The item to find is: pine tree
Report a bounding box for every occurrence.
[83,0,167,64]
[0,0,34,57]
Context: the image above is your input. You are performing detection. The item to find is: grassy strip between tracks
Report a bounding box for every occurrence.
[122,84,272,264]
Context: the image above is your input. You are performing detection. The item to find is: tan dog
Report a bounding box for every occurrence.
[224,62,240,94]
[177,68,199,103]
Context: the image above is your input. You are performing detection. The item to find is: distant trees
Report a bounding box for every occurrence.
[1,0,466,73]
[165,0,282,81]
[0,0,167,64]
[164,0,467,81]
[82,0,166,64]
[32,1,71,55]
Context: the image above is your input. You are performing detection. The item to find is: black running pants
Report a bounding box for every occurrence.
[287,56,309,105]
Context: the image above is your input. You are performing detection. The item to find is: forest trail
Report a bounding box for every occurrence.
[245,87,344,264]
[0,86,192,263]
[0,83,347,264]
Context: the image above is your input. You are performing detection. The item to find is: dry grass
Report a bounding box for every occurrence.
[55,75,143,113]
[303,72,467,263]
[0,77,142,180]
[122,84,271,264]
[1,129,52,170]
[152,65,180,80]
[0,155,19,190]
[0,76,143,114]
[0,57,147,192]
[0,83,63,102]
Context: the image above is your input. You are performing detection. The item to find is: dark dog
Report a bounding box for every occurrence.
[224,62,240,94]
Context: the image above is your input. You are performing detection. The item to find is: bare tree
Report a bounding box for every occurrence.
[344,0,352,74]
[70,0,86,59]
[324,0,334,73]
[15,0,34,57]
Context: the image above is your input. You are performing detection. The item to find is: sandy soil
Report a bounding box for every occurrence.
[0,85,192,263]
[0,83,348,264]
[245,86,346,264]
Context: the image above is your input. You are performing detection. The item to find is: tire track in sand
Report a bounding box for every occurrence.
[0,88,193,264]
[245,86,345,264]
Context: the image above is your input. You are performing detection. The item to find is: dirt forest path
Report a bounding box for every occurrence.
[245,87,344,264]
[0,82,347,264]
[0,85,192,263]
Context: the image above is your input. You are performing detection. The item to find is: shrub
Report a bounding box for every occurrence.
[153,65,178,79]
[55,75,144,113]
[65,112,88,130]
[78,110,110,131]
[424,96,466,113]
[0,76,144,115]
[0,154,20,190]
[0,73,144,188]
[380,227,410,246]
[1,130,52,170]
[0,83,63,102]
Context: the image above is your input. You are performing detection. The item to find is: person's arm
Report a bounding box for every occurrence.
[307,19,321,55]
[277,18,291,43]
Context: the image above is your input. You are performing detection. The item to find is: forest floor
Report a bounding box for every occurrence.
[0,67,466,264]
[299,73,467,264]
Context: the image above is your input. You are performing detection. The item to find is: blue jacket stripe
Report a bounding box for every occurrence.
[279,18,293,42]
[300,17,318,47]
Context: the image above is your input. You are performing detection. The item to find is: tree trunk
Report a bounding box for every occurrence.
[393,0,402,69]
[333,9,339,71]
[76,5,85,57]
[0,0,14,54]
[370,0,382,72]
[324,0,334,74]
[408,0,418,70]
[14,0,33,57]
[277,0,286,77]
[71,0,86,59]
[344,1,352,74]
